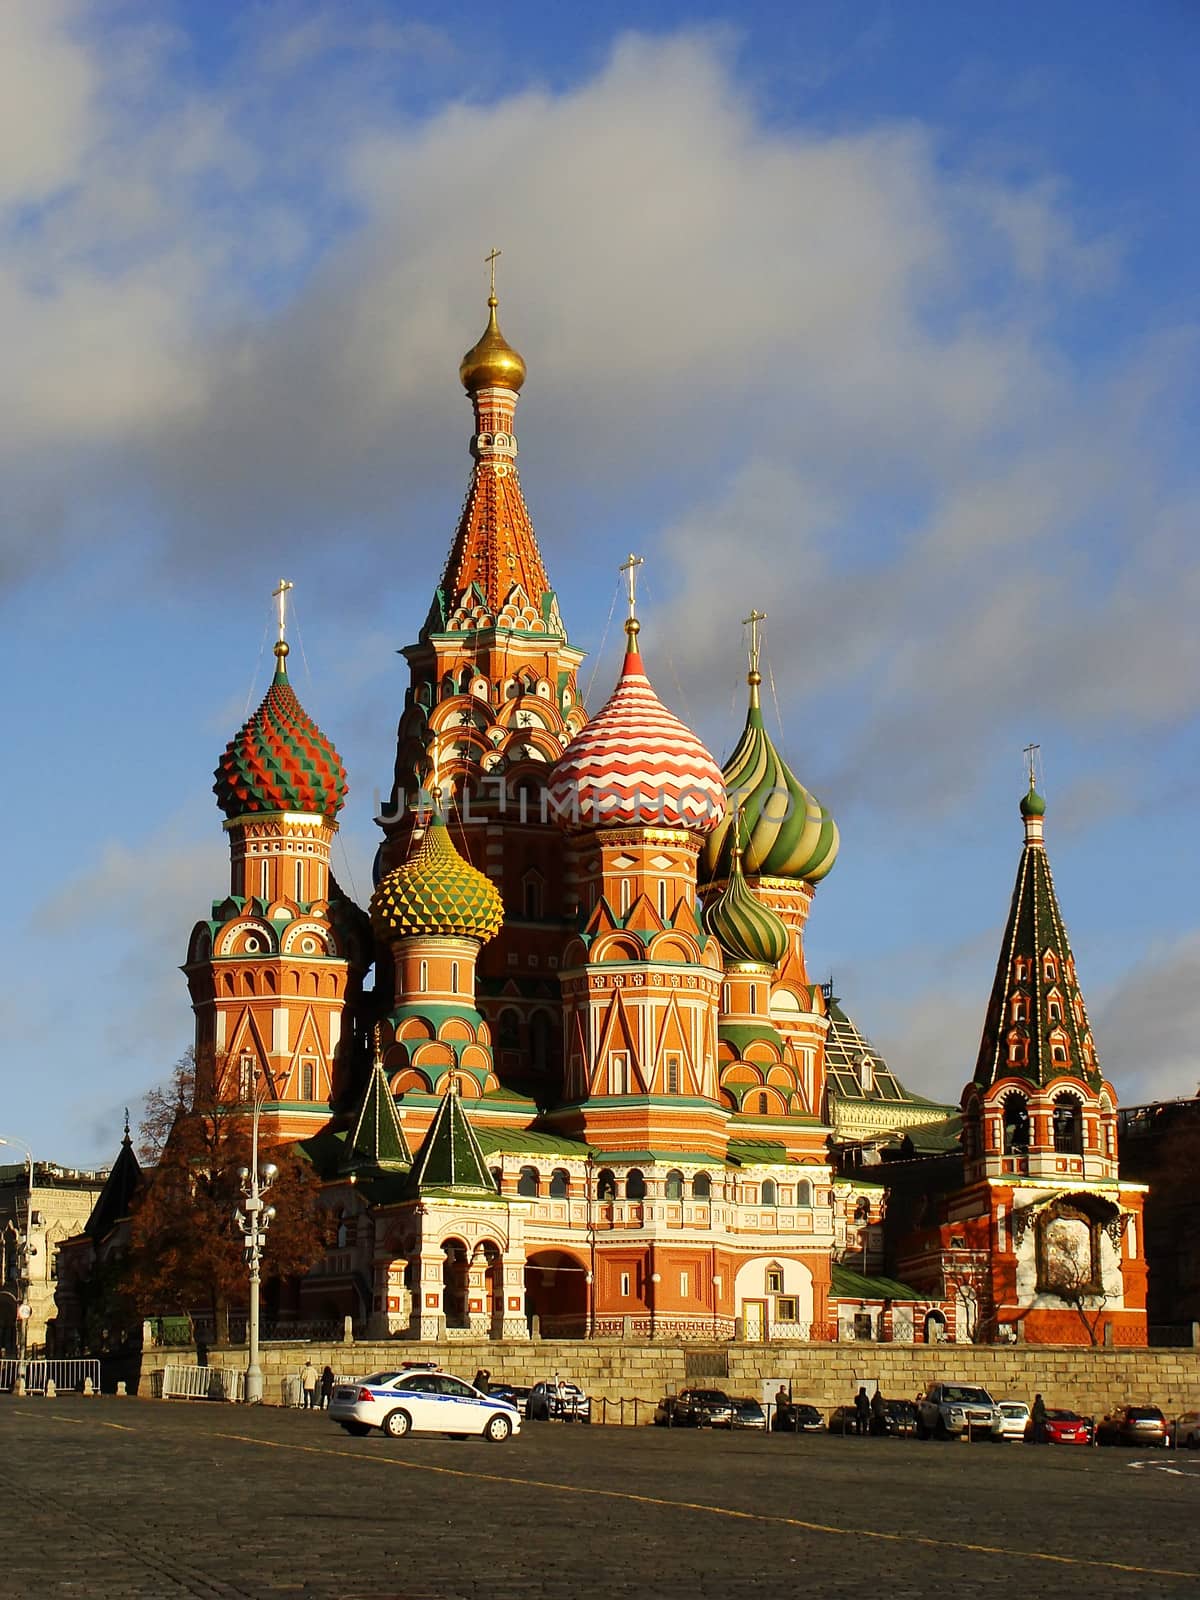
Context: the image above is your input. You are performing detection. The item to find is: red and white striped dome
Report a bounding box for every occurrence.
[548,633,726,834]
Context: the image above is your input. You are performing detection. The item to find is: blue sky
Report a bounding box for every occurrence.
[1,0,1197,1167]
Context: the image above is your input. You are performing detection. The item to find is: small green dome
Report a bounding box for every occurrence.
[702,849,790,968]
[370,813,504,944]
[1020,786,1046,818]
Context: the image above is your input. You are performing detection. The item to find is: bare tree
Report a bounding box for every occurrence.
[1045,1230,1108,1346]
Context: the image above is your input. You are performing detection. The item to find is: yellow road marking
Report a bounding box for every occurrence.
[214,1432,1200,1582]
[10,1407,135,1433]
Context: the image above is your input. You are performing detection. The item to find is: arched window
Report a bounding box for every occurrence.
[796,1179,813,1207]
[626,1168,646,1201]
[761,1178,777,1206]
[450,961,460,995]
[859,1055,874,1093]
[665,1170,683,1200]
[419,959,428,992]
[756,1092,769,1114]
[498,1009,521,1050]
[597,1168,618,1201]
[1053,1094,1083,1155]
[854,1196,871,1223]
[1002,1093,1030,1154]
[549,1168,570,1198]
[1047,997,1062,1023]
[517,1165,540,1197]
[692,1172,711,1200]
[523,873,543,919]
[747,986,757,1015]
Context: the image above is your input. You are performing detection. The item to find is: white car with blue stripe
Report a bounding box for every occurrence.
[329,1365,521,1442]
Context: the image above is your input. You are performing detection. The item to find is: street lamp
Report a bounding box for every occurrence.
[235,1091,277,1404]
[0,1137,34,1395]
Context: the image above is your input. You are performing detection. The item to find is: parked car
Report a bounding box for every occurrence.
[720,1395,764,1433]
[328,1369,520,1442]
[916,1383,1002,1440]
[879,1399,919,1437]
[1027,1409,1093,1446]
[996,1401,1031,1441]
[772,1402,825,1433]
[669,1389,736,1428]
[1172,1411,1200,1449]
[827,1405,861,1435]
[1095,1406,1170,1448]
[526,1379,591,1422]
[654,1395,682,1427]
[485,1383,531,1416]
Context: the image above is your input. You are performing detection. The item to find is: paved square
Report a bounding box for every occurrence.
[2,1397,1198,1598]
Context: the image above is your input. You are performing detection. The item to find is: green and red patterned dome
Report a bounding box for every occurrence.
[214,643,348,822]
[703,844,790,968]
[370,810,504,944]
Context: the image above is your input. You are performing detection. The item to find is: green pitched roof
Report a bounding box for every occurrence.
[474,1128,593,1159]
[974,798,1102,1092]
[823,993,945,1110]
[830,1264,927,1302]
[409,1088,498,1194]
[346,1062,411,1169]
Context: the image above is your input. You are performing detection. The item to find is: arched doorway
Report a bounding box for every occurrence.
[524,1249,588,1338]
[441,1239,470,1329]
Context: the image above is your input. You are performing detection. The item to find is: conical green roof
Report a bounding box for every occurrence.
[700,682,837,884]
[346,1061,411,1169]
[370,812,504,943]
[409,1087,498,1194]
[974,789,1102,1091]
[703,846,789,967]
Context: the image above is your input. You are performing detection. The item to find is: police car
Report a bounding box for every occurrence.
[328,1362,521,1442]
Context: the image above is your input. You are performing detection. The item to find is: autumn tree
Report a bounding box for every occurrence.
[123,1072,330,1344]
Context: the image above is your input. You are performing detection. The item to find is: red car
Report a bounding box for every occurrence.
[1027,1408,1093,1445]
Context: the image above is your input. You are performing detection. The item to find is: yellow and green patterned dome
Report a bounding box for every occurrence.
[703,845,790,968]
[370,812,504,944]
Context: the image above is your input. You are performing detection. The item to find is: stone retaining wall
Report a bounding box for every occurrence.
[144,1341,1200,1417]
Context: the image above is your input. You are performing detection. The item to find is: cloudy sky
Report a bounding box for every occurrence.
[2,0,1197,1168]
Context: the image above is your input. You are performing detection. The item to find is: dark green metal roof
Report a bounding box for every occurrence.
[346,1062,411,1170]
[830,1264,927,1302]
[409,1089,497,1194]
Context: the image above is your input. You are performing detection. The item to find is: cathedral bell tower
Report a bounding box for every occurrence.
[185,584,370,1138]
[377,260,588,1101]
[547,562,729,1157]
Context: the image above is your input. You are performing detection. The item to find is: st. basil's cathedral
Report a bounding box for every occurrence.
[179,281,1148,1349]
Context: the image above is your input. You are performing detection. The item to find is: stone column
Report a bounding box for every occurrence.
[468,1248,491,1338]
[416,1251,446,1341]
[499,1254,530,1340]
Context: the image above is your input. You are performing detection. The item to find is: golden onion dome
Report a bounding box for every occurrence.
[370,812,504,944]
[459,295,527,394]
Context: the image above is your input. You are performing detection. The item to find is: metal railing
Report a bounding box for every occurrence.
[155,1363,246,1402]
[1,1358,102,1393]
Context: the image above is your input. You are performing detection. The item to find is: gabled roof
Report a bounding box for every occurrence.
[346,1062,411,1170]
[84,1133,142,1241]
[409,1088,498,1195]
[973,791,1102,1092]
[830,1264,927,1302]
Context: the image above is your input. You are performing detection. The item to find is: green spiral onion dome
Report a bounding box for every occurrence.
[1020,784,1047,818]
[699,681,838,884]
[702,846,790,968]
[214,644,348,821]
[370,811,504,943]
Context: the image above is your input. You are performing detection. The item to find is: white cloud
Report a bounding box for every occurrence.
[1094,933,1200,1106]
[0,0,94,207]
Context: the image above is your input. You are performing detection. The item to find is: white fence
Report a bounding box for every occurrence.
[0,1358,101,1393]
[153,1363,246,1402]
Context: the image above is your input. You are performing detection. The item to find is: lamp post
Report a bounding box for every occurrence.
[0,1137,34,1395]
[235,1093,277,1404]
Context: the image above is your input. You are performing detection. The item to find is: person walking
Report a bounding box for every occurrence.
[854,1385,871,1437]
[1031,1393,1048,1444]
[774,1385,793,1431]
[319,1365,335,1410]
[871,1386,888,1437]
[300,1359,318,1410]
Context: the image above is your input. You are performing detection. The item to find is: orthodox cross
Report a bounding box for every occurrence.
[743,608,767,675]
[273,578,294,644]
[485,247,501,297]
[619,552,644,621]
[1023,742,1040,790]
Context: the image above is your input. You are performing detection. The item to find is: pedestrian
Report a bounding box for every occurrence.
[854,1385,871,1437]
[1031,1392,1047,1445]
[871,1386,887,1437]
[473,1368,491,1394]
[774,1384,793,1431]
[301,1359,318,1410]
[319,1365,335,1410]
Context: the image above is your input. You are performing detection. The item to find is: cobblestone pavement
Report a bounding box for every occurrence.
[2,1397,1199,1600]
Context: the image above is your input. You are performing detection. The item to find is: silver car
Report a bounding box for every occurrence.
[917,1382,1002,1440]
[329,1367,521,1442]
